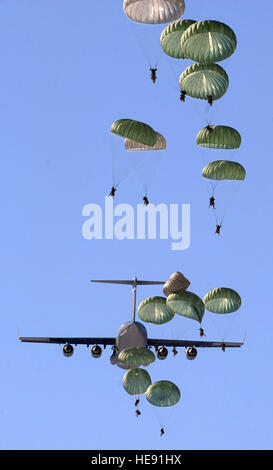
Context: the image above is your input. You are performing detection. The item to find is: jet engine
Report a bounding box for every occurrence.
[63,344,74,357]
[156,346,168,360]
[186,347,197,360]
[91,345,102,358]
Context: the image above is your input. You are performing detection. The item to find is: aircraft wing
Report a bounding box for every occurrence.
[147,338,244,348]
[19,337,116,347]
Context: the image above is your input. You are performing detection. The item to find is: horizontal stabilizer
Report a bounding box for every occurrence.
[91,279,165,286]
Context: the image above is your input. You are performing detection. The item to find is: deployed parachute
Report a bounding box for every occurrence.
[160,19,196,59]
[125,132,166,151]
[138,296,174,325]
[146,380,180,407]
[181,20,237,64]
[118,346,156,367]
[202,160,246,180]
[123,1,186,81]
[123,0,185,24]
[203,287,242,342]
[166,291,205,324]
[202,159,246,231]
[110,119,158,190]
[179,63,229,103]
[197,126,241,150]
[204,287,241,314]
[111,119,157,147]
[123,368,152,395]
[163,271,190,296]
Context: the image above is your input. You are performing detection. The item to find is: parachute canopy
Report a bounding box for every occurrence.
[204,287,241,314]
[123,0,185,24]
[202,160,246,180]
[160,19,196,59]
[123,368,152,395]
[179,63,229,101]
[118,347,156,367]
[163,271,190,296]
[146,380,181,407]
[111,119,157,147]
[197,125,241,149]
[166,291,205,323]
[125,132,166,151]
[181,20,237,64]
[138,296,174,325]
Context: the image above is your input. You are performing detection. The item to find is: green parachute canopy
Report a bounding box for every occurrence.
[138,296,175,325]
[123,0,185,24]
[125,132,166,151]
[166,291,205,323]
[160,19,196,59]
[204,287,241,314]
[123,368,152,396]
[179,63,229,101]
[111,119,157,147]
[197,125,241,149]
[118,347,156,367]
[202,160,246,180]
[181,20,237,64]
[146,380,181,407]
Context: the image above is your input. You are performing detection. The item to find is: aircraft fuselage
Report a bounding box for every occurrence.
[110,321,148,369]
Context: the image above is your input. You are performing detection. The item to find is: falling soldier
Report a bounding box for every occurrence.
[109,186,117,197]
[150,67,157,83]
[209,196,216,209]
[199,328,206,338]
[206,124,214,134]
[180,90,186,102]
[172,347,178,357]
[207,95,213,106]
[215,224,222,235]
[143,195,149,206]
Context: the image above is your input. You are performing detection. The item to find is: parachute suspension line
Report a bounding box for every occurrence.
[188,96,216,125]
[218,182,242,225]
[150,403,175,430]
[210,181,217,195]
[205,102,215,126]
[111,135,117,187]
[197,146,218,205]
[210,316,226,342]
[154,48,164,69]
[135,150,164,197]
[111,135,144,189]
[210,314,239,343]
[128,20,152,67]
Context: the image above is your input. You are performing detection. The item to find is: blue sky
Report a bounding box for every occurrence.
[0,0,272,450]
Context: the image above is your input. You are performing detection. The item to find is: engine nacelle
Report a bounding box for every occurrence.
[91,345,102,358]
[156,346,168,360]
[186,347,197,360]
[63,344,74,357]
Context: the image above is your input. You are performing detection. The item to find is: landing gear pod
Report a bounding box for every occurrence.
[156,346,168,360]
[91,345,102,358]
[63,344,74,357]
[186,347,197,360]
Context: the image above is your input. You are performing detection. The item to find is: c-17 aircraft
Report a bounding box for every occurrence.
[19,277,244,368]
